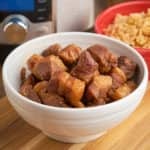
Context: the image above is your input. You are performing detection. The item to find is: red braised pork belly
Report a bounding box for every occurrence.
[42,43,62,57]
[27,54,44,72]
[59,44,81,65]
[49,71,85,107]
[109,80,137,100]
[118,56,137,79]
[71,51,98,83]
[20,43,138,108]
[39,90,68,107]
[28,54,67,80]
[87,44,117,73]
[20,84,41,103]
[110,67,127,89]
[86,75,112,106]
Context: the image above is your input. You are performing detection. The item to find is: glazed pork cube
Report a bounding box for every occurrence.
[71,51,98,83]
[47,55,67,77]
[126,80,137,90]
[20,84,41,103]
[59,44,81,64]
[110,67,127,89]
[42,43,62,56]
[20,72,41,103]
[64,74,85,107]
[32,55,67,80]
[27,54,50,80]
[27,54,44,72]
[87,44,117,73]
[86,75,112,106]
[49,71,85,108]
[32,58,51,80]
[118,56,137,79]
[48,72,64,94]
[48,71,70,95]
[56,71,70,96]
[33,81,49,94]
[39,90,68,107]
[109,80,137,100]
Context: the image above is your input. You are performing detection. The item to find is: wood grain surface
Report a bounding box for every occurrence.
[0,66,5,98]
[0,83,150,150]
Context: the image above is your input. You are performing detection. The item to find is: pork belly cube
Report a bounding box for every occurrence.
[56,71,70,96]
[20,84,41,103]
[87,44,117,73]
[42,43,62,56]
[32,55,67,80]
[64,74,85,108]
[59,44,81,64]
[33,81,49,94]
[71,51,98,83]
[47,55,67,77]
[48,69,71,95]
[109,81,136,100]
[48,71,70,95]
[49,72,85,108]
[32,58,51,80]
[27,54,44,72]
[20,73,41,103]
[86,75,112,105]
[118,56,137,79]
[48,72,61,94]
[126,80,137,90]
[110,67,127,89]
[39,90,68,107]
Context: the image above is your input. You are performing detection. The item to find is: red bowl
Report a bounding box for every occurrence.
[95,0,150,79]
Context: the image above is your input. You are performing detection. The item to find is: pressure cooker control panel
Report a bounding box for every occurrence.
[0,0,54,44]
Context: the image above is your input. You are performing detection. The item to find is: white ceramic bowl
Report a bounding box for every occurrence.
[2,32,148,143]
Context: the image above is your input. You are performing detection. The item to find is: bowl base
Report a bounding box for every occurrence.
[43,131,107,143]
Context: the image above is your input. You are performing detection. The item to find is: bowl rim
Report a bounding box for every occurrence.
[95,0,150,34]
[2,32,148,112]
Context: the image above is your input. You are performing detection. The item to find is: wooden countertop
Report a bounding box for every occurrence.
[0,83,150,150]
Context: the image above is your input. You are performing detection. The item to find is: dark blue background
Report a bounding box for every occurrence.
[0,0,34,11]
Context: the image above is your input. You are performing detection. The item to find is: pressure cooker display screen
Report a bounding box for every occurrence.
[0,0,34,11]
